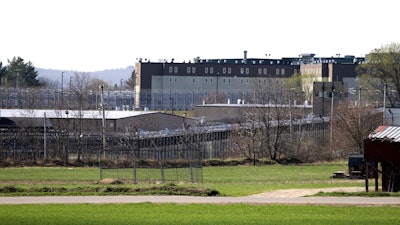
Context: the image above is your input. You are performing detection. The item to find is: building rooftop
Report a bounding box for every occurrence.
[368,126,400,143]
[0,109,156,120]
[139,53,365,65]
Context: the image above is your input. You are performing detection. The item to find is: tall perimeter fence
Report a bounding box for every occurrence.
[0,87,263,111]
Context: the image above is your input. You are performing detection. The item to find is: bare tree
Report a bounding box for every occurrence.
[333,102,381,155]
[12,109,44,163]
[66,72,93,163]
[230,79,292,163]
[18,88,42,109]
[88,77,110,91]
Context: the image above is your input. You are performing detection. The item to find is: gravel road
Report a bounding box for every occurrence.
[0,195,399,205]
[0,187,399,205]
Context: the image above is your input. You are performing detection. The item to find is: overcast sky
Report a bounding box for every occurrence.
[1,0,398,71]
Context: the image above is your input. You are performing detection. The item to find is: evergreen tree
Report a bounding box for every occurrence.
[4,57,42,87]
[0,61,7,85]
[125,69,136,90]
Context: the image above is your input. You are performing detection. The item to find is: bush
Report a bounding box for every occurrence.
[258,157,277,165]
[203,158,225,166]
[277,158,303,165]
[0,186,21,193]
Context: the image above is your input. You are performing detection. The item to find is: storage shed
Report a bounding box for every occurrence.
[364,126,400,192]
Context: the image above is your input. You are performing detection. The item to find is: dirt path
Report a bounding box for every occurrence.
[250,187,365,198]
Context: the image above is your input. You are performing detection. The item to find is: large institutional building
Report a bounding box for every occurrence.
[134,51,364,111]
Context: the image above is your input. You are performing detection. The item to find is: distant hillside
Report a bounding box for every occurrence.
[36,66,135,86]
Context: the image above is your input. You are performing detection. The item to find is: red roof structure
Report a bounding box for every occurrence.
[364,126,400,192]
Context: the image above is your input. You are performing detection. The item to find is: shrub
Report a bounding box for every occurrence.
[203,158,224,166]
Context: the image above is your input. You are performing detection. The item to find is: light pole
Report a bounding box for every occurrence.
[69,76,72,90]
[65,110,69,164]
[288,89,295,136]
[61,72,65,107]
[216,73,219,104]
[43,112,47,159]
[100,85,106,159]
[383,83,387,125]
[389,109,394,125]
[330,87,335,158]
[15,69,21,90]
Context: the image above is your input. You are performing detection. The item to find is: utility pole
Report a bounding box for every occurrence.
[383,83,387,125]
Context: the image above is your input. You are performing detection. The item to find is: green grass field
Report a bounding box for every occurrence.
[0,163,361,196]
[0,203,399,225]
[0,164,399,224]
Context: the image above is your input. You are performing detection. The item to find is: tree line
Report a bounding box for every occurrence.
[0,56,137,91]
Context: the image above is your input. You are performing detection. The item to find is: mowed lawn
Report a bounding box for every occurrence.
[0,203,399,225]
[0,162,361,196]
[0,163,399,224]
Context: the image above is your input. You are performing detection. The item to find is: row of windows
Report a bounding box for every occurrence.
[169,67,178,73]
[301,68,321,75]
[169,66,295,76]
[168,77,273,85]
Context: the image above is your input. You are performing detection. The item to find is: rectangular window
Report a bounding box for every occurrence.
[245,68,249,74]
[258,68,262,75]
[193,78,195,83]
[281,68,285,75]
[192,67,196,73]
[174,67,178,73]
[169,77,172,83]
[263,68,268,75]
[276,68,280,75]
[210,67,214,74]
[240,68,244,74]
[205,67,209,74]
[223,67,226,74]
[169,67,173,73]
[187,67,191,73]
[228,67,232,74]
